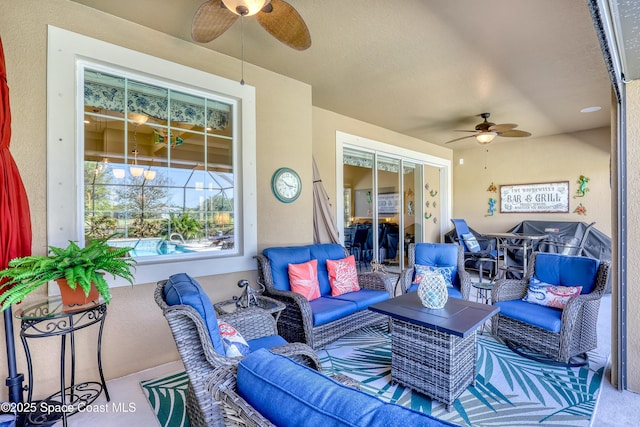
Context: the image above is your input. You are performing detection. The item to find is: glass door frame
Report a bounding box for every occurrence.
[335,131,452,269]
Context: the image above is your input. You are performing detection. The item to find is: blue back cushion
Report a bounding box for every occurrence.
[534,253,600,294]
[163,273,225,355]
[414,243,459,287]
[309,244,347,295]
[237,349,454,427]
[263,246,312,291]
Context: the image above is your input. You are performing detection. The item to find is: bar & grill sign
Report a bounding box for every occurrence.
[500,181,569,213]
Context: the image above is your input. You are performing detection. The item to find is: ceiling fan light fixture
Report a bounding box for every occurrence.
[476,131,497,144]
[222,0,268,16]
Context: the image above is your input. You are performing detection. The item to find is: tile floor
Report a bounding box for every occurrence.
[62,290,639,426]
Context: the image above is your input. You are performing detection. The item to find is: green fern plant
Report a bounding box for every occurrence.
[0,235,136,310]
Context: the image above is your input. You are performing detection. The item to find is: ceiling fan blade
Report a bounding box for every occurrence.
[192,0,239,43]
[454,130,478,133]
[489,123,518,132]
[445,134,477,144]
[498,129,532,138]
[257,0,311,50]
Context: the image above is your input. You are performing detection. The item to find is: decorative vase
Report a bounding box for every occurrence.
[56,278,99,306]
[417,272,448,309]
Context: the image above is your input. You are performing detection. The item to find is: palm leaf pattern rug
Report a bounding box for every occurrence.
[318,325,606,427]
[141,325,605,427]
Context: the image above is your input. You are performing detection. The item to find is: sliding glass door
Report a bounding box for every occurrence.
[342,148,441,270]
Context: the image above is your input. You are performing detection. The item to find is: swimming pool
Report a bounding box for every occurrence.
[108,238,194,258]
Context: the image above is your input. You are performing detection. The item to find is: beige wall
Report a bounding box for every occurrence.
[625,80,640,392]
[451,128,612,236]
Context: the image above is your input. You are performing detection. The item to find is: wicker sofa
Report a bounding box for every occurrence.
[256,243,393,349]
[155,273,321,427]
[492,252,611,363]
[207,348,458,427]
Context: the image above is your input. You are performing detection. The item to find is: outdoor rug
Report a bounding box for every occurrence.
[141,324,606,427]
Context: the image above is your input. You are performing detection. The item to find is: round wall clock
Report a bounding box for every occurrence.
[271,167,302,203]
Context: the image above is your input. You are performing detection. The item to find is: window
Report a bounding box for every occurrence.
[83,69,237,257]
[48,26,257,287]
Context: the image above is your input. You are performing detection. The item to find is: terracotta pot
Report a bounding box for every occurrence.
[56,278,99,306]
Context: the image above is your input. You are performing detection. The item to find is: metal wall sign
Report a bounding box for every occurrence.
[500,181,570,213]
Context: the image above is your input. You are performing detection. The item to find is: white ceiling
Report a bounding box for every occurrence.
[70,0,614,149]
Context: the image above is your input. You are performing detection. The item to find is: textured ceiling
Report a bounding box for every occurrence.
[70,0,615,149]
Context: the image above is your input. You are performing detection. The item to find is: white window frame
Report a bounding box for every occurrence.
[47,26,257,287]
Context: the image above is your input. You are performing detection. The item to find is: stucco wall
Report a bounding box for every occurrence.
[625,80,640,392]
[451,128,612,236]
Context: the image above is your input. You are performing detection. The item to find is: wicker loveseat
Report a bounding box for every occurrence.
[256,243,393,349]
[492,252,611,363]
[208,348,458,427]
[155,274,321,427]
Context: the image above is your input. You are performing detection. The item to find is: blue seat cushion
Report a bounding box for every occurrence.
[414,243,460,287]
[329,289,390,310]
[163,273,225,355]
[309,297,358,326]
[407,283,463,299]
[263,246,312,291]
[496,300,563,332]
[237,349,456,427]
[534,253,600,294]
[309,244,348,295]
[247,335,289,353]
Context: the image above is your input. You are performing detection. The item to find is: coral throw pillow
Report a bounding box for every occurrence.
[288,259,321,301]
[326,255,360,296]
[523,277,582,309]
[217,320,250,357]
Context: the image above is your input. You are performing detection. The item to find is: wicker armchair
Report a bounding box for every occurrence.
[255,245,393,350]
[491,252,611,364]
[397,243,472,299]
[155,279,321,427]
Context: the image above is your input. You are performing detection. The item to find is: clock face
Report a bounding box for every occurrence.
[272,168,301,203]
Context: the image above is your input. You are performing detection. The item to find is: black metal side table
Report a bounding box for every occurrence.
[14,297,110,427]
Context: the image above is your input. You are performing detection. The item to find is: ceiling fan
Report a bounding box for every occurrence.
[445,113,532,145]
[191,0,311,50]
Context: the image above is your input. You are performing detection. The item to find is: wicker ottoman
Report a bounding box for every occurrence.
[370,293,499,410]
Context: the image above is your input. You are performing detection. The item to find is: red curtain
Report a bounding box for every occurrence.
[0,37,32,282]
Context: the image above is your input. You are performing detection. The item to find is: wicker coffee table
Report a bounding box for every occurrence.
[369,293,499,410]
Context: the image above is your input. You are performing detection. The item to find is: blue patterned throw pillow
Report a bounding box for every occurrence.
[461,232,481,253]
[217,320,250,357]
[413,264,454,287]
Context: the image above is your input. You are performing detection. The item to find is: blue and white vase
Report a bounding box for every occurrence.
[418,272,448,309]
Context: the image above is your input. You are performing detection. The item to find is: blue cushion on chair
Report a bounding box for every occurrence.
[329,289,390,310]
[534,253,600,294]
[263,246,312,291]
[414,243,460,287]
[309,297,358,326]
[247,335,289,352]
[164,273,225,355]
[407,282,462,299]
[496,300,563,332]
[309,244,348,296]
[237,348,456,427]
